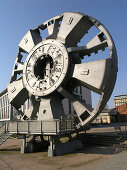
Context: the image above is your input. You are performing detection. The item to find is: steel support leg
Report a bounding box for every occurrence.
[21,134,27,154]
[48,136,56,157]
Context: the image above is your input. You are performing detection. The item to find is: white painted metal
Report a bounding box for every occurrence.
[23,39,69,96]
[7,12,118,130]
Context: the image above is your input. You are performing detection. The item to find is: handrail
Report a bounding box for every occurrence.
[0,121,6,128]
[0,122,7,137]
[7,119,75,135]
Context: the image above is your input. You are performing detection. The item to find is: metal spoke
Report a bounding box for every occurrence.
[57,12,93,46]
[47,19,60,39]
[57,87,93,125]
[67,32,108,56]
[38,96,65,120]
[13,62,24,74]
[72,58,111,94]
[8,79,29,109]
[18,30,42,53]
[10,50,24,82]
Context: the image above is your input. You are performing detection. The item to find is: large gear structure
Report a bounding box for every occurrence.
[8,12,118,129]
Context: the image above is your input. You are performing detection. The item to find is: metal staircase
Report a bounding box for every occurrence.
[0,122,11,145]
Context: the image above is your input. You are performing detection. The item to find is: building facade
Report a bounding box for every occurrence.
[92,108,117,124]
[116,103,127,122]
[0,88,19,121]
[0,89,11,121]
[114,95,127,107]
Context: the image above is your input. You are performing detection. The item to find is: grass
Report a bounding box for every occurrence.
[0,150,19,155]
[60,153,76,158]
[42,152,48,158]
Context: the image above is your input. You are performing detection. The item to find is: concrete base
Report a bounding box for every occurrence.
[20,146,27,154]
[55,140,83,156]
[48,138,83,157]
[27,142,34,153]
[48,144,56,157]
[20,134,27,154]
[20,134,83,156]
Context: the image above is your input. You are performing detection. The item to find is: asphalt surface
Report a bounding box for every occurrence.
[86,149,127,170]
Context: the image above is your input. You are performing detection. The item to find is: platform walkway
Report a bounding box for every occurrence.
[0,119,76,136]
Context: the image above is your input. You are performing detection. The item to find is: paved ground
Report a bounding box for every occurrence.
[0,138,126,170]
[86,149,127,170]
[0,126,127,170]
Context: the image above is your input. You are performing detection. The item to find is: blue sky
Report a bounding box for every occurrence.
[0,0,127,108]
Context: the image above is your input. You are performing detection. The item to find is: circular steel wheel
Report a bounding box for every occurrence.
[8,12,118,129]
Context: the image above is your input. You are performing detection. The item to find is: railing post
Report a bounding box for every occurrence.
[28,121,30,134]
[71,117,73,130]
[7,121,8,132]
[48,136,55,157]
[41,121,42,134]
[21,134,27,154]
[60,118,61,133]
[17,121,18,134]
[5,122,6,133]
[56,120,57,134]
[66,118,67,132]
